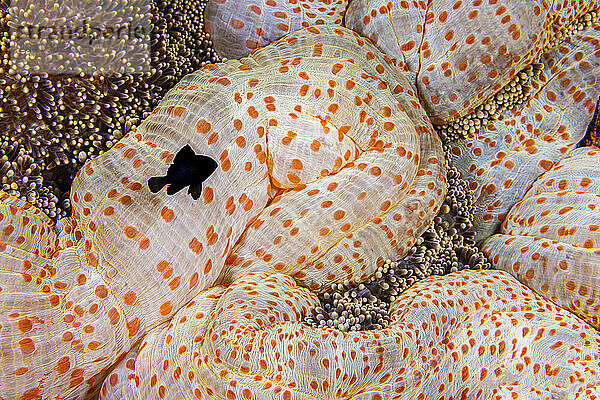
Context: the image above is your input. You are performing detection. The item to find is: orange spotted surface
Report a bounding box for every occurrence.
[343,0,600,239]
[483,146,600,330]
[345,0,600,123]
[102,270,600,399]
[0,26,447,399]
[2,1,600,398]
[204,0,347,59]
[202,0,600,239]
[449,21,600,239]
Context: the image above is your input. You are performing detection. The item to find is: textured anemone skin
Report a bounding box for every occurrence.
[345,0,600,123]
[2,1,600,398]
[483,147,600,330]
[448,22,600,239]
[345,1,600,239]
[0,26,448,399]
[101,270,600,399]
[204,0,347,59]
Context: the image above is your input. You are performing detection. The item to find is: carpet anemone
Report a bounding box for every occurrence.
[202,0,600,238]
[345,1,599,122]
[1,0,600,399]
[305,163,491,332]
[446,15,600,239]
[104,269,600,399]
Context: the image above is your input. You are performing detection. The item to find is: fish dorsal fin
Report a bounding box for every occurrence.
[174,144,195,163]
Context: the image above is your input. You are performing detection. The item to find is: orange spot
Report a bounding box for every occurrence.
[196,119,211,134]
[123,148,136,159]
[321,200,333,208]
[21,388,41,400]
[19,338,35,354]
[124,291,137,305]
[581,177,592,187]
[230,18,244,29]
[124,226,138,239]
[160,207,175,223]
[221,159,231,172]
[160,301,173,316]
[169,276,181,291]
[247,106,259,119]
[291,159,303,170]
[208,132,219,145]
[88,341,102,350]
[310,140,321,151]
[370,166,382,176]
[204,259,213,274]
[119,195,132,206]
[235,136,247,148]
[95,285,108,299]
[3,224,14,236]
[558,206,573,215]
[233,119,243,131]
[18,319,32,333]
[189,272,199,288]
[139,237,150,250]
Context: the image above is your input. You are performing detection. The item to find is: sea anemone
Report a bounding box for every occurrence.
[107,269,600,398]
[304,163,491,331]
[0,25,448,399]
[1,1,600,399]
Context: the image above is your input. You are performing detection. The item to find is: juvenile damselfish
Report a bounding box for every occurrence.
[148,144,218,200]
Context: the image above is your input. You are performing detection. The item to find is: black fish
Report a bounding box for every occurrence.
[148,144,218,200]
